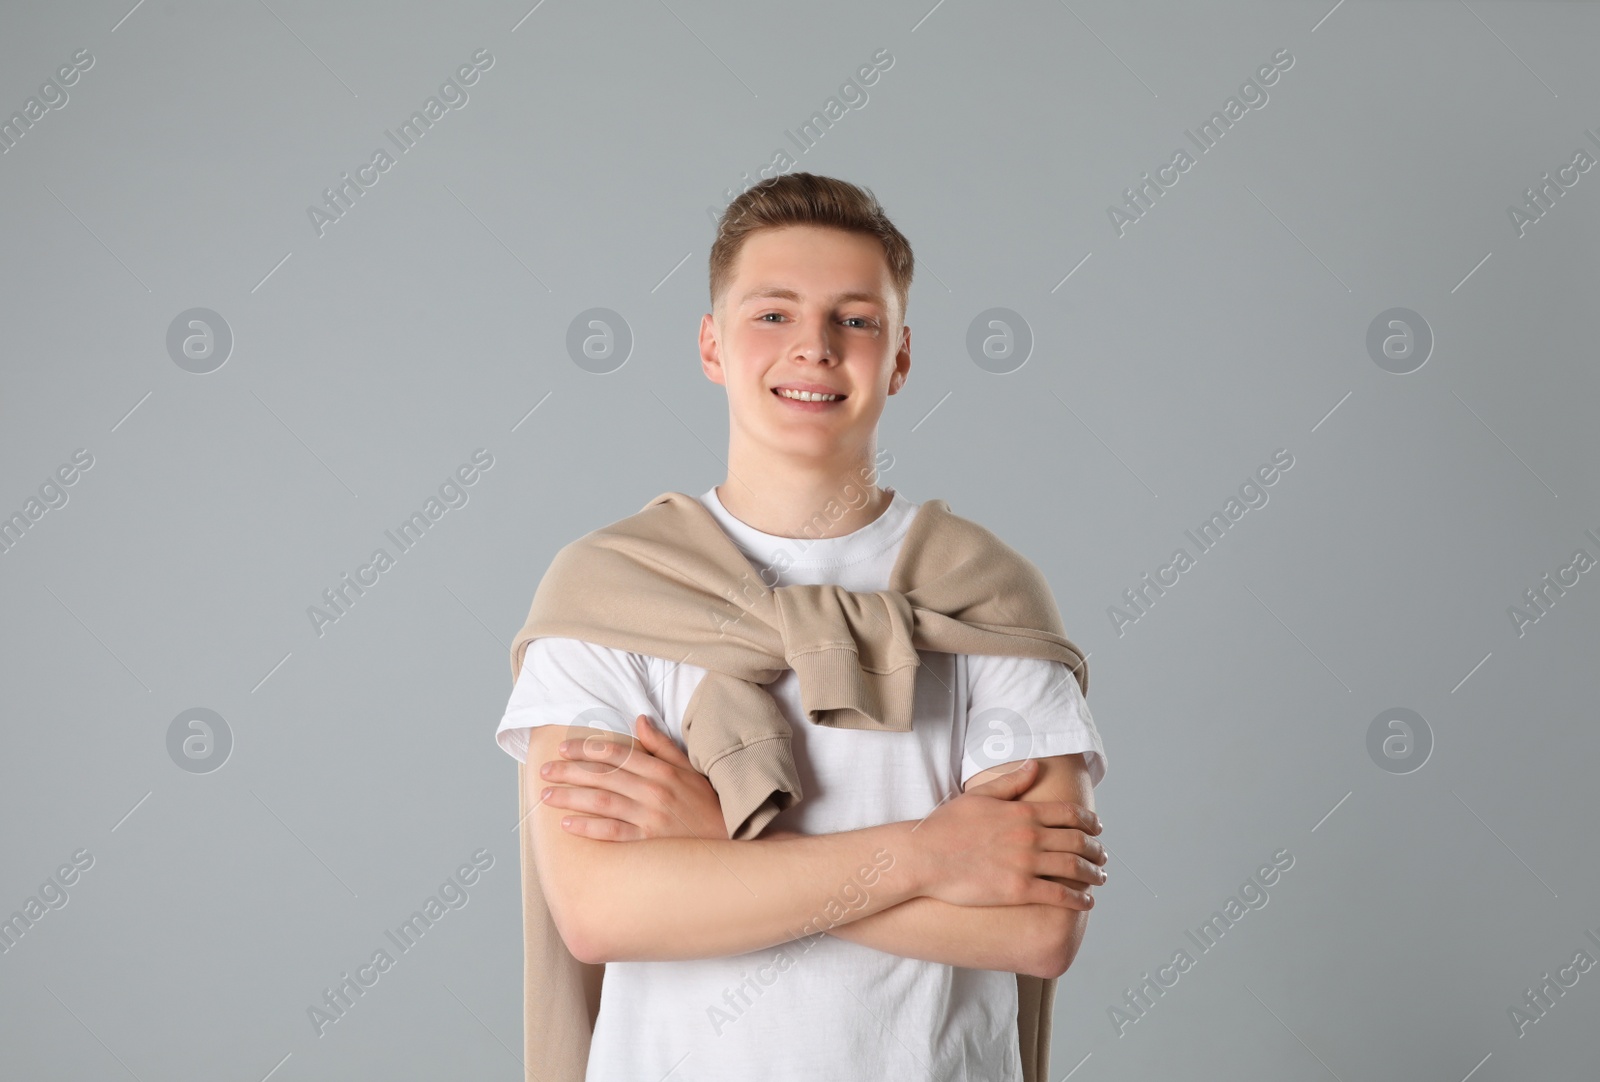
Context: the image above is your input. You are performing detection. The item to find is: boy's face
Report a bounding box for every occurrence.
[700,224,910,468]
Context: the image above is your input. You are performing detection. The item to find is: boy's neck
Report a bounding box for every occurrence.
[714,474,892,540]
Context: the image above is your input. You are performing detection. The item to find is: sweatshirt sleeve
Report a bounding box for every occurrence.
[494,636,659,763]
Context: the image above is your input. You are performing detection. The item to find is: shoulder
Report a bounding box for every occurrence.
[511,637,660,738]
[964,653,1104,785]
[967,653,1088,711]
[558,491,701,549]
[902,499,1054,586]
[537,491,710,587]
[519,636,653,684]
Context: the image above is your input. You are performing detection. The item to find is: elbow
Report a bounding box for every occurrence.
[544,878,613,965]
[1031,909,1091,980]
[554,903,611,965]
[552,871,647,964]
[1028,945,1068,981]
[567,929,609,966]
[1039,934,1083,980]
[1030,936,1076,981]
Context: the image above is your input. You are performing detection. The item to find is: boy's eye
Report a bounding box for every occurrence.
[757,313,875,328]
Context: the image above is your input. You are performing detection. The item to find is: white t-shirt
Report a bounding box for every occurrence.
[496,485,1106,1082]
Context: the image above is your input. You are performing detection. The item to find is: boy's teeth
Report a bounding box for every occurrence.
[776,388,842,401]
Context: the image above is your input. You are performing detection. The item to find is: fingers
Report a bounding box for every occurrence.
[1034,879,1096,910]
[1035,849,1109,885]
[556,812,642,842]
[1018,869,1097,909]
[541,758,658,812]
[633,714,692,767]
[541,785,644,840]
[556,730,665,783]
[1028,799,1103,836]
[560,732,640,771]
[559,721,694,783]
[1038,824,1108,865]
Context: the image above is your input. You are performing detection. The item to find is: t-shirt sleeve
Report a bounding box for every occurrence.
[961,654,1107,790]
[495,636,659,763]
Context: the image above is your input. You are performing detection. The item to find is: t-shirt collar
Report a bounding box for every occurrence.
[698,484,914,569]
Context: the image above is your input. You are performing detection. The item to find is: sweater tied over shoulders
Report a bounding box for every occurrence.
[509,489,1089,1082]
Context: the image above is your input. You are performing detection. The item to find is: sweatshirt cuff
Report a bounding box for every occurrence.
[704,734,802,840]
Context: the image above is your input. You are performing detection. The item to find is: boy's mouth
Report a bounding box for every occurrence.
[772,387,848,404]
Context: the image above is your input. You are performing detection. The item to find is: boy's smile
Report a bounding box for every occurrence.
[771,385,848,410]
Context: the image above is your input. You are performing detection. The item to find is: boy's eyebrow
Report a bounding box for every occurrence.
[737,285,886,307]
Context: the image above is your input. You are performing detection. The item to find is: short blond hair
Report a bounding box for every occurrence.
[709,172,914,325]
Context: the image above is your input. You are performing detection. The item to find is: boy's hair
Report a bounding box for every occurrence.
[709,172,915,327]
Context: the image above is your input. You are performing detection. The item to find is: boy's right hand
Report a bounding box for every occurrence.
[909,759,1105,911]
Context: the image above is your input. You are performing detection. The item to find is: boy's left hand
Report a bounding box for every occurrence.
[538,714,730,841]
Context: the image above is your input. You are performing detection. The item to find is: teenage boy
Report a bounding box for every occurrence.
[496,172,1108,1081]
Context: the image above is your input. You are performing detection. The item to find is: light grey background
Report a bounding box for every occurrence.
[3,1,1597,1079]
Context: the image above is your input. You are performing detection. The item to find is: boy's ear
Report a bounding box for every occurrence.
[698,312,726,385]
[888,323,911,394]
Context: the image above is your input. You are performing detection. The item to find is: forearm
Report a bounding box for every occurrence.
[830,894,1093,979]
[823,896,1061,977]
[849,752,1101,978]
[751,827,1074,977]
[540,819,923,964]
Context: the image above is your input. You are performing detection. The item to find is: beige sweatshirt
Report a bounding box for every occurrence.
[508,490,1091,1082]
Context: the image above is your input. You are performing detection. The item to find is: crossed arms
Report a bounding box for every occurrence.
[524,722,1105,981]
[823,752,1102,978]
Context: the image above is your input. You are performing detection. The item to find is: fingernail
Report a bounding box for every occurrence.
[541,788,553,800]
[540,762,552,776]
